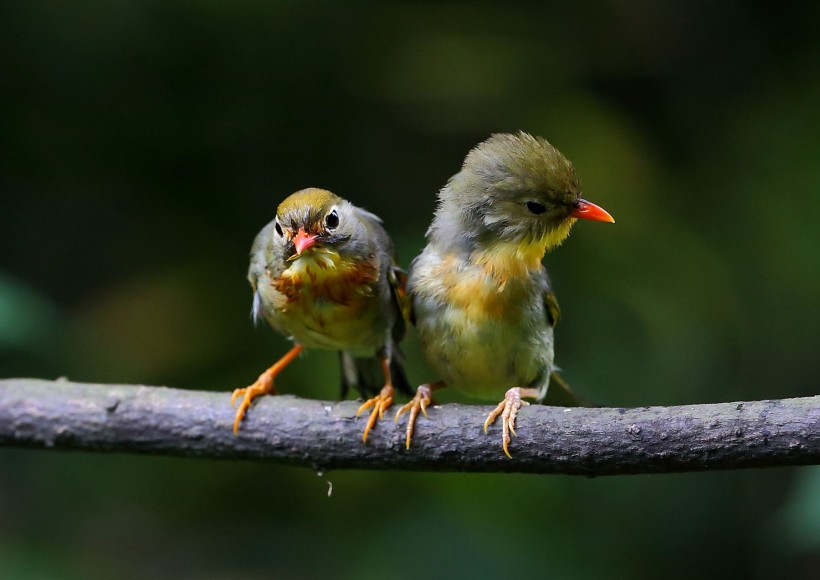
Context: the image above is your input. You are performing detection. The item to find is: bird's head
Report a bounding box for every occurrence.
[272,188,357,261]
[433,132,613,255]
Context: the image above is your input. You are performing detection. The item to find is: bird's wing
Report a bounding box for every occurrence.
[336,262,412,400]
[388,265,410,341]
[544,289,561,328]
[541,285,600,407]
[385,265,413,396]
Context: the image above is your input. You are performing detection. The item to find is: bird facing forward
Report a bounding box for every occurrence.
[232,188,410,440]
[398,132,614,457]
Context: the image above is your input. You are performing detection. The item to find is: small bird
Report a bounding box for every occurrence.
[397,132,613,457]
[232,188,411,441]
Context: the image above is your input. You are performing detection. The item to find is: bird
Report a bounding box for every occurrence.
[397,132,614,457]
[232,187,411,441]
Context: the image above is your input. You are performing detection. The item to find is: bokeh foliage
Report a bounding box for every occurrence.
[1,2,819,578]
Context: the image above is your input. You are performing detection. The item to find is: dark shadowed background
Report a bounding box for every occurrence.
[1,2,819,578]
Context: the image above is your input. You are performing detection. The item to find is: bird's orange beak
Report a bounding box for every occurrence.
[293,227,318,255]
[571,199,615,223]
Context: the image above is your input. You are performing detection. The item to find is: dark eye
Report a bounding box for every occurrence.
[526,201,547,215]
[325,210,339,229]
[274,221,283,237]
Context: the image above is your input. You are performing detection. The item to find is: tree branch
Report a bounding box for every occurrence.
[0,378,817,475]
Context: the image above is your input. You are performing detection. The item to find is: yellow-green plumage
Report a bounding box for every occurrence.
[408,133,586,400]
[404,132,613,456]
[249,188,410,397]
[275,187,340,227]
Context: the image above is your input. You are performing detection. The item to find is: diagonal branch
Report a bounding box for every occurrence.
[0,378,817,475]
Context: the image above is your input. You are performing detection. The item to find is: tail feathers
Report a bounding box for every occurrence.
[542,370,600,408]
[339,351,413,399]
[390,355,412,397]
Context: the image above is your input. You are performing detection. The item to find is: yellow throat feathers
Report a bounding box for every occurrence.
[472,219,575,285]
[275,248,377,304]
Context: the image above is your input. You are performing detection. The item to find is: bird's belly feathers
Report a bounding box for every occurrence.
[410,252,553,399]
[256,253,390,356]
[274,294,387,353]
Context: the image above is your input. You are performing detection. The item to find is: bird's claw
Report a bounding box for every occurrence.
[232,372,277,435]
[355,384,395,443]
[232,344,302,435]
[483,387,536,458]
[394,383,434,450]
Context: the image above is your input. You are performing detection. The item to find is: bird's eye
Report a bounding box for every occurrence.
[526,201,547,215]
[274,221,283,237]
[325,210,339,229]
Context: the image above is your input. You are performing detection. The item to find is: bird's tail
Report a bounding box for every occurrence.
[543,370,600,408]
[339,350,413,400]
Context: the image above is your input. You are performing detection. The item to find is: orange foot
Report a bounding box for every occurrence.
[232,344,303,434]
[355,384,394,443]
[483,387,539,458]
[394,382,444,449]
[232,372,277,434]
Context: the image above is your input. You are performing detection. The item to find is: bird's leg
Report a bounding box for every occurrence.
[483,387,540,458]
[232,344,304,434]
[394,381,446,450]
[355,357,395,443]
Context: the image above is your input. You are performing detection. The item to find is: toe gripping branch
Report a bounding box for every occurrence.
[484,387,540,458]
[232,344,304,434]
[355,357,396,443]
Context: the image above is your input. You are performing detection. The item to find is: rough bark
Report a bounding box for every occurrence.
[0,378,817,475]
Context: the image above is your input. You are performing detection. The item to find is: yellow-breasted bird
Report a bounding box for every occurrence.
[396,132,614,457]
[232,188,411,441]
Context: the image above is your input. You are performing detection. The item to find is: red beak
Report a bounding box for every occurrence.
[570,199,615,223]
[292,227,318,255]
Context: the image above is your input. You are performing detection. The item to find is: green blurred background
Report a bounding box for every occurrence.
[1,2,819,578]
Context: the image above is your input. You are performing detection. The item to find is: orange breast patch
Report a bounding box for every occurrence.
[273,258,378,306]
